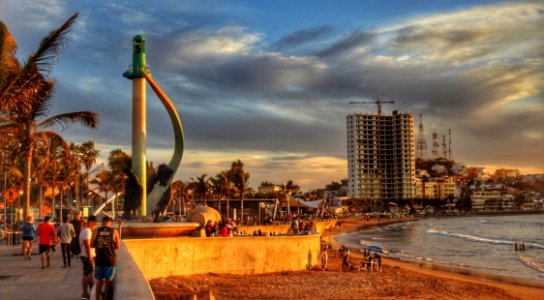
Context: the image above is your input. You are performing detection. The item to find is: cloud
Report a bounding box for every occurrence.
[271,25,333,51]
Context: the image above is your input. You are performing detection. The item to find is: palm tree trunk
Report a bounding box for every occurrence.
[240,194,244,226]
[60,185,63,221]
[218,195,222,217]
[86,170,90,206]
[226,193,230,220]
[23,146,33,219]
[74,173,80,210]
[39,184,43,218]
[52,183,56,219]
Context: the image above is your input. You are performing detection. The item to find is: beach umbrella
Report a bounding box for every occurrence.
[366,245,386,254]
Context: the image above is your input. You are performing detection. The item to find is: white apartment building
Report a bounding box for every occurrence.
[347,110,415,200]
[471,190,501,210]
[413,178,457,199]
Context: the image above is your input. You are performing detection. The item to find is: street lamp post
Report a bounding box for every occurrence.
[2,155,6,231]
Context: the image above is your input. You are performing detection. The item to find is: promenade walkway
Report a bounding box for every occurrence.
[0,243,83,300]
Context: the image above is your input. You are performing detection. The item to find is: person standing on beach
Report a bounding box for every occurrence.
[36,216,56,269]
[80,215,97,300]
[373,253,382,272]
[57,216,76,267]
[92,216,120,300]
[320,239,328,270]
[21,216,36,260]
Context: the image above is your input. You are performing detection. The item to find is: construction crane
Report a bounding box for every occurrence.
[349,98,395,204]
[348,98,395,116]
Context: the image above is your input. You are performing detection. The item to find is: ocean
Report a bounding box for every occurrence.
[335,213,544,281]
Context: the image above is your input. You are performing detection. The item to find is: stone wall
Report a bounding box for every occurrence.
[238,220,336,236]
[124,234,322,280]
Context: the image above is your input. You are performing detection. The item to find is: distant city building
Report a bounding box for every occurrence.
[257,185,281,194]
[413,178,456,199]
[471,190,502,210]
[451,163,467,176]
[494,168,520,179]
[347,110,415,200]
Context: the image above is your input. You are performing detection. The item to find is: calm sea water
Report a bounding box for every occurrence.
[336,214,544,281]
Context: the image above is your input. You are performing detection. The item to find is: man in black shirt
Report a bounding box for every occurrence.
[91,216,120,300]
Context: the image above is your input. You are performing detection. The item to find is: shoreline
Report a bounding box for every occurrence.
[330,217,544,300]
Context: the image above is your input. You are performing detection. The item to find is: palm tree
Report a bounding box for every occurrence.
[209,177,224,214]
[69,143,83,209]
[41,139,70,219]
[80,140,100,206]
[229,160,249,225]
[90,169,114,207]
[108,148,131,172]
[0,14,99,218]
[171,180,192,215]
[190,174,209,206]
[216,171,233,219]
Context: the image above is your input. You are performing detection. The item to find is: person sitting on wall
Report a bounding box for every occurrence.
[204,220,214,237]
[291,217,299,235]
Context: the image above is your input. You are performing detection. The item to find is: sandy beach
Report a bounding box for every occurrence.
[149,217,544,299]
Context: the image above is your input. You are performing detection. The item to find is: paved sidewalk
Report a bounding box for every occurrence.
[0,242,84,300]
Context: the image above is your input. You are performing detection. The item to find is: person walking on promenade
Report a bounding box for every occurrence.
[36,216,56,269]
[57,216,76,267]
[71,212,83,256]
[80,215,97,300]
[21,216,36,260]
[91,216,120,300]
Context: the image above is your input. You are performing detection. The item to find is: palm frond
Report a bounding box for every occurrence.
[0,123,19,136]
[38,111,99,130]
[37,130,71,159]
[0,69,53,116]
[22,13,79,76]
[0,21,20,81]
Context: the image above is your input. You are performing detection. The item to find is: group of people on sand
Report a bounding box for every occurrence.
[19,214,120,300]
[290,216,317,235]
[514,242,526,251]
[338,245,382,273]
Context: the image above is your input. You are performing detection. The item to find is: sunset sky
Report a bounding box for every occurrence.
[0,0,542,190]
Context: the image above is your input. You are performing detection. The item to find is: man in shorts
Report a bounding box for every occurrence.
[36,216,56,269]
[80,215,97,300]
[22,216,36,260]
[91,216,120,300]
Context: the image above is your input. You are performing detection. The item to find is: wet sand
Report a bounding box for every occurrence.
[149,217,544,299]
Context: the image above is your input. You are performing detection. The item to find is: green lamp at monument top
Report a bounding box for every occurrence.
[123,35,147,79]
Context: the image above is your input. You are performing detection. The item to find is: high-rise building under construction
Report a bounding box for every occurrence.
[347,110,415,200]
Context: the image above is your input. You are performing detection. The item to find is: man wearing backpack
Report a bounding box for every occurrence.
[92,216,120,300]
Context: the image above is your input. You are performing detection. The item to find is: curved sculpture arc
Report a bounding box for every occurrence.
[141,69,184,215]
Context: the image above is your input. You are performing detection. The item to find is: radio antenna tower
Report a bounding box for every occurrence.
[442,134,447,159]
[448,129,453,161]
[416,114,428,160]
[432,133,439,159]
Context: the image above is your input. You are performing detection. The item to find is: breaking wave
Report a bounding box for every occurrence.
[519,255,544,273]
[426,229,544,250]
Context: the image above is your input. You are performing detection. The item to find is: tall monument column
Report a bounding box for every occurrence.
[123,35,148,217]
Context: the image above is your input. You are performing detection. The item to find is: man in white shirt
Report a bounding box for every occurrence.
[79,215,97,300]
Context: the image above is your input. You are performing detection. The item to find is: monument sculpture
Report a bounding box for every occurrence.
[123,35,184,221]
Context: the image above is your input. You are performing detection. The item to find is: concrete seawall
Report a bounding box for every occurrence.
[114,241,156,300]
[124,235,322,280]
